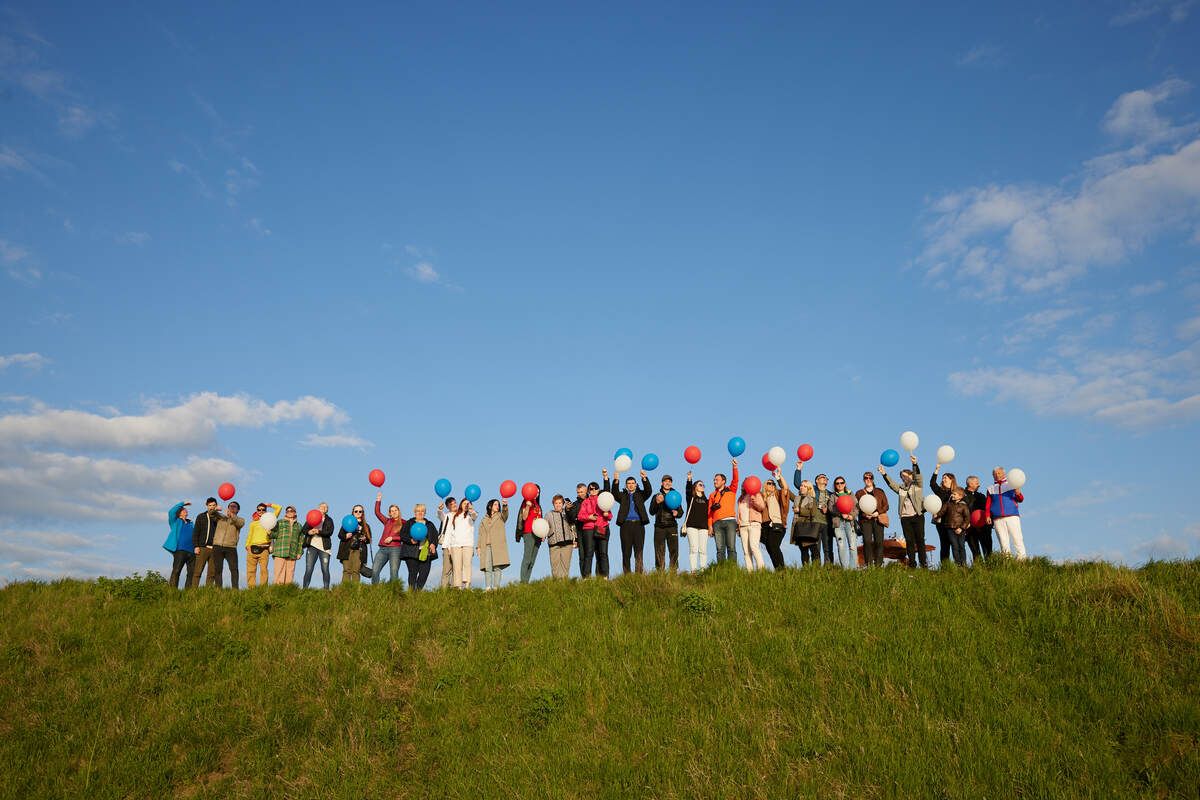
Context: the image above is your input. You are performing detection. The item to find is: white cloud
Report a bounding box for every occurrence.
[1101,79,1193,145]
[1129,279,1167,296]
[956,44,1004,68]
[1003,308,1081,347]
[300,433,373,449]
[408,261,440,283]
[0,352,47,370]
[246,217,271,236]
[0,529,143,583]
[168,158,212,198]
[1110,0,1197,25]
[0,237,40,284]
[0,24,112,140]
[115,231,150,246]
[1176,313,1200,339]
[0,392,348,451]
[0,144,33,174]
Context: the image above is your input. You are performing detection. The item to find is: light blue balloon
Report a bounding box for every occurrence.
[880,449,900,468]
[665,489,683,510]
[341,514,359,534]
[727,436,746,457]
[434,478,452,498]
[410,521,428,541]
[464,484,482,503]
[641,453,660,471]
[614,447,633,460]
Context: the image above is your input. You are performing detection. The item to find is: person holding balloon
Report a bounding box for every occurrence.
[682,473,710,571]
[371,493,406,584]
[269,506,305,584]
[830,478,857,569]
[605,467,653,575]
[928,466,960,565]
[790,481,823,565]
[576,482,612,578]
[516,484,543,583]
[648,475,684,572]
[963,476,993,562]
[987,467,1026,559]
[441,499,478,590]
[933,487,970,566]
[543,495,577,579]
[476,499,510,590]
[855,473,888,567]
[163,501,195,589]
[399,504,438,589]
[736,481,767,571]
[244,501,281,588]
[880,456,928,568]
[565,484,590,577]
[436,496,459,589]
[336,505,371,584]
[760,473,790,570]
[301,502,335,590]
[188,496,221,588]
[206,501,245,588]
[707,457,740,565]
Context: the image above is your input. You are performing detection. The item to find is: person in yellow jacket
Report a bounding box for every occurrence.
[245,501,280,588]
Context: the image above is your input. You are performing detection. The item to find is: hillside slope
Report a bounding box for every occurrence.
[1,559,1197,799]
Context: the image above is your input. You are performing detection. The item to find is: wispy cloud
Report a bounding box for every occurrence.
[408,262,441,283]
[956,44,1004,68]
[401,246,462,291]
[1129,279,1167,296]
[246,217,271,237]
[1002,308,1081,347]
[300,433,373,450]
[0,238,40,285]
[0,352,47,370]
[1110,0,1197,26]
[168,158,212,198]
[115,231,150,246]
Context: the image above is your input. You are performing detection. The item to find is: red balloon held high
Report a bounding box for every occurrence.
[835,495,855,514]
[684,445,702,464]
[742,475,762,495]
[305,509,324,528]
[368,469,386,487]
[218,483,235,501]
[797,443,814,462]
[521,482,539,502]
[760,453,774,471]
[499,480,517,499]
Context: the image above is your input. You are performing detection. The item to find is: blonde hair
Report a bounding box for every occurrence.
[413,503,426,514]
[799,480,813,496]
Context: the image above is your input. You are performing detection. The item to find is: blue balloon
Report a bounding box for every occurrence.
[727,436,746,457]
[641,453,660,471]
[410,521,428,541]
[464,483,482,503]
[434,478,452,498]
[665,489,683,510]
[341,514,359,534]
[880,449,900,467]
[614,447,633,460]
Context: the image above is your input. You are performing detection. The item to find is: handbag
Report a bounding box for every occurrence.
[250,544,268,555]
[418,539,430,562]
[359,543,374,579]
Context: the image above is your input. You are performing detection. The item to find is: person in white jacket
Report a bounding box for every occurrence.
[441,500,477,589]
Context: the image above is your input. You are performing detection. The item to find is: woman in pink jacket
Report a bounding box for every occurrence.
[737,487,767,571]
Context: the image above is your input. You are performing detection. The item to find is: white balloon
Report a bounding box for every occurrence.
[597,491,616,512]
[936,445,956,464]
[899,431,919,452]
[767,446,787,468]
[259,512,277,531]
[1007,468,1027,490]
[923,495,943,515]
[614,454,633,473]
[532,518,550,538]
[858,494,878,514]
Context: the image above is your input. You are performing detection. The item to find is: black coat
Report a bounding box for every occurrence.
[398,517,439,561]
[648,487,684,528]
[193,510,221,549]
[607,476,652,525]
[301,513,336,551]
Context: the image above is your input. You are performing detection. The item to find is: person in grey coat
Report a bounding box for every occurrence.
[879,455,927,568]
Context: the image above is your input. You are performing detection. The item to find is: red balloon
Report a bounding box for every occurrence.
[761,453,774,471]
[797,443,814,462]
[368,469,386,487]
[836,495,855,514]
[742,475,763,495]
[521,482,539,502]
[499,480,517,499]
[970,509,985,527]
[305,509,324,528]
[684,445,702,464]
[217,482,236,501]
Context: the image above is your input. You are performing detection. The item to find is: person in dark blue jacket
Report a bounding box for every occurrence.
[163,501,195,589]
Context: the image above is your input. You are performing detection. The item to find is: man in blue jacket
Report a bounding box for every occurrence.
[986,467,1026,559]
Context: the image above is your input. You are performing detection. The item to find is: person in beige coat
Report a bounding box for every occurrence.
[477,499,511,590]
[207,501,244,588]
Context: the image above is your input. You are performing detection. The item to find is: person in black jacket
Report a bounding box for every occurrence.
[301,502,336,589]
[648,474,683,572]
[399,504,439,590]
[963,475,993,562]
[188,497,221,588]
[604,467,652,574]
[565,483,590,577]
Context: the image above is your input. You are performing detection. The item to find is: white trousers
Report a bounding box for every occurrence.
[739,522,765,571]
[993,516,1026,560]
[685,527,709,571]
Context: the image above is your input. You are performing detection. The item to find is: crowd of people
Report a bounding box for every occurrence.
[160,457,1027,591]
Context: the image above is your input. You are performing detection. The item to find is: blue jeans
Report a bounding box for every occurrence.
[372,547,403,584]
[833,519,857,569]
[712,519,738,564]
[303,547,331,589]
[482,544,503,589]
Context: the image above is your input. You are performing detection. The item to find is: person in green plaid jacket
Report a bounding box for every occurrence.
[270,506,305,585]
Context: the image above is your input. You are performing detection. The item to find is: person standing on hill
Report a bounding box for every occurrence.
[442,499,477,590]
[682,473,710,571]
[371,494,405,584]
[207,501,244,588]
[648,475,683,572]
[929,466,959,565]
[245,501,280,588]
[545,494,577,579]
[565,484,590,577]
[517,487,543,583]
[987,467,1026,559]
[791,481,822,565]
[477,499,510,590]
[881,456,928,569]
[707,459,740,565]
[437,497,459,589]
[760,473,789,570]
[963,475,993,562]
[856,473,888,567]
[163,501,195,589]
[737,483,767,571]
[270,506,305,584]
[830,477,857,569]
[302,502,335,589]
[606,467,652,575]
[400,504,439,589]
[189,496,221,587]
[337,504,371,584]
[934,487,971,566]
[576,481,612,578]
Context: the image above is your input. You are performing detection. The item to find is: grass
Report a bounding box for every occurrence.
[1,558,1197,799]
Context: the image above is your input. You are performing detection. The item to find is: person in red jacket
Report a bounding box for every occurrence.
[371,492,405,583]
[707,458,740,564]
[576,481,612,578]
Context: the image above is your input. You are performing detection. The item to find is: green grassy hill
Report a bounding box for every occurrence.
[1,559,1197,799]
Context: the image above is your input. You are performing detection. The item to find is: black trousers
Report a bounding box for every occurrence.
[578,529,595,578]
[900,515,928,568]
[761,523,786,569]
[169,550,194,589]
[652,526,679,571]
[619,521,646,574]
[593,533,611,578]
[860,519,885,566]
[966,525,993,561]
[799,542,820,565]
[206,545,239,588]
[405,558,433,589]
[934,523,952,564]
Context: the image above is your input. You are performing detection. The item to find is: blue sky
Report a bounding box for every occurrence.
[2,1,1198,582]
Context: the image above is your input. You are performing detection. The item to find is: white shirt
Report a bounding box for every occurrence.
[441,511,477,548]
